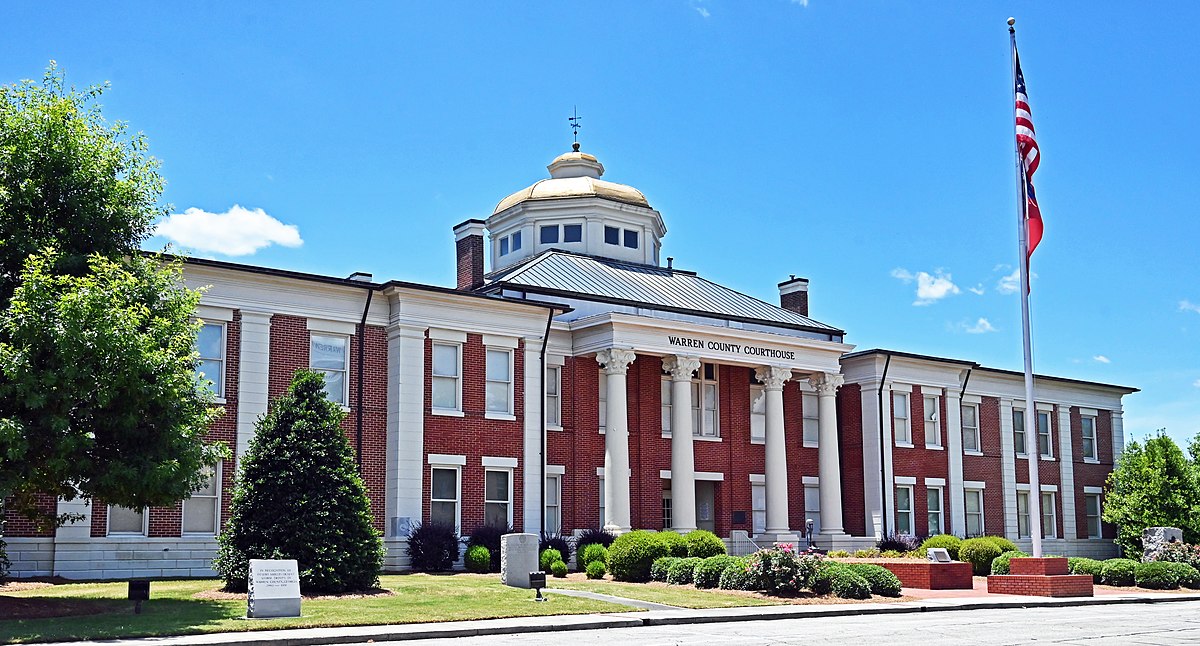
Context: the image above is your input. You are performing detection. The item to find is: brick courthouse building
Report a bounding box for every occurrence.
[6,147,1135,579]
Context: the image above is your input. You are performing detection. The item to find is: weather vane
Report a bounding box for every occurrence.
[568,106,582,149]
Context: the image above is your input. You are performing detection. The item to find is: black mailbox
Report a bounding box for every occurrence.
[529,571,547,589]
[128,580,150,614]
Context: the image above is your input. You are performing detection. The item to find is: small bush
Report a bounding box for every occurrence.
[579,543,608,571]
[1135,561,1181,589]
[540,533,573,563]
[811,562,845,595]
[880,549,902,558]
[694,555,737,589]
[1068,557,1104,583]
[853,548,881,558]
[745,544,824,593]
[540,548,563,573]
[608,530,671,582]
[959,537,1004,576]
[550,560,569,578]
[666,557,703,585]
[1166,562,1200,589]
[718,558,757,591]
[990,550,1030,575]
[586,560,607,579]
[575,528,616,552]
[983,536,1018,553]
[919,535,963,561]
[465,545,491,574]
[468,524,512,573]
[1101,558,1139,586]
[844,563,902,597]
[684,530,727,558]
[827,550,850,558]
[877,532,920,553]
[813,563,871,599]
[656,531,689,557]
[651,556,679,582]
[406,521,460,572]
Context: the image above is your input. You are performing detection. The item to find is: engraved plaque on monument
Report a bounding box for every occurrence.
[247,559,302,618]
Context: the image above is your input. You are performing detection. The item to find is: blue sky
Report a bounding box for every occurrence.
[4,2,1197,446]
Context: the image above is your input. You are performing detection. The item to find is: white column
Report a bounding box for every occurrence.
[756,365,792,535]
[999,399,1019,539]
[236,311,272,462]
[522,338,544,533]
[386,323,426,537]
[597,349,636,533]
[810,372,847,536]
[859,383,885,540]
[663,355,701,532]
[1058,405,1077,540]
[946,384,966,536]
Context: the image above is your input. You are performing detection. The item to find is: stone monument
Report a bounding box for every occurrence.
[500,532,539,589]
[1142,526,1184,562]
[247,559,302,618]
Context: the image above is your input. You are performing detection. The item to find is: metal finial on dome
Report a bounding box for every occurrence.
[568,106,582,147]
[572,142,580,152]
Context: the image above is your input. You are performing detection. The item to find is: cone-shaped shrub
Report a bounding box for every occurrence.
[214,370,384,593]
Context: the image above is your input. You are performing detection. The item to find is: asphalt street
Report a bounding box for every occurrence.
[367,600,1200,646]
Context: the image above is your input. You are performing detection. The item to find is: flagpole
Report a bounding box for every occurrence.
[1009,17,1043,558]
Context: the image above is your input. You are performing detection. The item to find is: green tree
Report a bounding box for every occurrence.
[214,370,384,593]
[1103,431,1200,555]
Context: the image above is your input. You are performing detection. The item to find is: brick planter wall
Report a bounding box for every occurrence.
[987,574,1094,597]
[871,560,974,589]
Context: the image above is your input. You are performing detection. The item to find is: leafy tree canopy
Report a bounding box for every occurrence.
[1103,430,1200,555]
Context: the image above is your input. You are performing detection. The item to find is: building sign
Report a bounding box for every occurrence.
[667,335,797,361]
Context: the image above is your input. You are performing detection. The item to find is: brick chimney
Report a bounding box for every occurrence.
[778,275,809,317]
[453,219,487,291]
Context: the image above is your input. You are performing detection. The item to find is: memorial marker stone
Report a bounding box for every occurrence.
[1142,526,1184,562]
[500,533,539,589]
[247,559,302,618]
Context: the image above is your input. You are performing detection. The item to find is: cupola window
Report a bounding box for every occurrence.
[604,226,620,245]
[563,224,582,243]
[499,231,523,256]
[540,225,559,244]
[623,230,639,249]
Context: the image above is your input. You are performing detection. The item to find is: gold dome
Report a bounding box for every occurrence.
[492,149,650,215]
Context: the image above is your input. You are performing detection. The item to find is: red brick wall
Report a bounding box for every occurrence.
[891,386,950,536]
[1013,406,1064,539]
[963,396,1006,536]
[1073,407,1116,540]
[549,356,604,532]
[3,494,57,537]
[838,383,865,536]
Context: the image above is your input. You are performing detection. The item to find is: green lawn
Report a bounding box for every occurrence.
[0,574,633,644]
[552,579,782,609]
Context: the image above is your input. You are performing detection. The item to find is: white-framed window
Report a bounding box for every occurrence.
[563,224,583,243]
[964,489,984,536]
[893,392,911,444]
[1017,491,1031,538]
[485,348,513,415]
[107,505,148,536]
[623,229,639,249]
[661,363,719,438]
[602,225,639,249]
[598,476,606,527]
[598,370,608,431]
[545,365,561,428]
[1085,493,1102,538]
[431,343,461,411]
[751,483,766,535]
[749,385,766,443]
[895,485,914,535]
[924,395,941,447]
[430,466,461,531]
[182,464,220,535]
[1037,411,1053,458]
[604,226,620,245]
[1013,409,1028,456]
[545,474,561,534]
[661,487,673,530]
[485,469,513,527]
[1082,415,1098,461]
[1041,491,1057,538]
[540,225,559,244]
[499,231,522,256]
[962,404,981,453]
[310,333,349,405]
[927,486,944,534]
[804,484,822,534]
[802,392,819,445]
[196,322,225,397]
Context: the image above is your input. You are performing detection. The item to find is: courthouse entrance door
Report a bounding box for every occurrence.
[696,481,716,532]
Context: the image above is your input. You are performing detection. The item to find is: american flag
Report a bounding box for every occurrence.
[1014,49,1043,259]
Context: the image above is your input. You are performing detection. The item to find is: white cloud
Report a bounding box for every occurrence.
[891,268,961,306]
[1181,300,1200,314]
[965,318,997,334]
[968,284,985,295]
[1194,379,1200,389]
[1093,355,1111,364]
[997,269,1020,294]
[694,6,711,17]
[154,205,303,256]
[791,0,809,6]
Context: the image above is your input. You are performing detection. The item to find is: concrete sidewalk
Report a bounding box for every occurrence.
[45,591,1200,646]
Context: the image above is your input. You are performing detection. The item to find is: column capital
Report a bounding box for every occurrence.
[755,365,792,391]
[807,372,845,396]
[596,348,637,375]
[662,355,702,382]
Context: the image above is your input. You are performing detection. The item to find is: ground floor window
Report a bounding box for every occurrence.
[1085,493,1102,538]
[1041,492,1057,539]
[751,483,766,535]
[598,476,606,527]
[804,484,821,535]
[545,475,561,534]
[484,469,512,527]
[107,505,147,536]
[661,486,673,530]
[182,465,220,535]
[926,486,943,535]
[895,485,913,535]
[964,489,984,536]
[1017,491,1030,538]
[430,466,460,531]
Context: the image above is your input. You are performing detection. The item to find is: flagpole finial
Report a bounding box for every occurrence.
[1008,17,1016,32]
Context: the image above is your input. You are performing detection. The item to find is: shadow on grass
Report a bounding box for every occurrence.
[0,597,239,644]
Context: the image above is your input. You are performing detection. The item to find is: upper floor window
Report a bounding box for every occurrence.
[661,362,719,438]
[962,404,981,453]
[545,365,561,427]
[1037,410,1053,457]
[604,226,620,245]
[196,322,225,397]
[623,230,639,249]
[431,343,461,411]
[310,334,349,405]
[802,392,819,445]
[563,224,582,242]
[1081,415,1098,461]
[540,225,559,244]
[923,395,941,447]
[485,349,513,415]
[1013,409,1027,455]
[893,392,911,444]
[499,231,522,256]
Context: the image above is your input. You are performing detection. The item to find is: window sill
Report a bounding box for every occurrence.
[751,438,765,445]
[1083,458,1100,464]
[660,432,723,442]
[485,413,517,421]
[105,534,149,539]
[963,450,985,456]
[181,532,217,538]
[1040,456,1056,462]
[546,425,564,432]
[432,409,465,418]
[212,397,227,405]
[924,445,945,451]
[894,442,915,449]
[802,441,819,449]
[339,405,351,413]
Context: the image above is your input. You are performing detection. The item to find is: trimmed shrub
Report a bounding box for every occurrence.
[684,530,727,558]
[718,558,757,591]
[575,528,616,552]
[745,545,824,594]
[579,543,608,571]
[983,536,1018,553]
[853,548,881,558]
[811,562,846,595]
[465,545,491,574]
[651,556,679,582]
[540,533,573,563]
[1101,558,1139,586]
[468,524,512,573]
[586,560,607,579]
[827,550,851,558]
[877,533,920,553]
[540,548,563,573]
[844,563,902,597]
[959,537,1004,576]
[814,563,871,599]
[214,370,384,593]
[666,557,703,585]
[990,550,1030,575]
[1135,561,1181,589]
[406,521,460,573]
[550,560,568,578]
[1166,562,1200,589]
[919,535,963,561]
[1068,557,1104,583]
[694,555,738,589]
[608,530,671,582]
[656,531,689,557]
